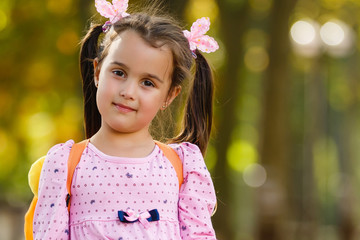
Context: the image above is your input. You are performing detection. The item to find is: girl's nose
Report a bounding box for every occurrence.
[120,79,137,100]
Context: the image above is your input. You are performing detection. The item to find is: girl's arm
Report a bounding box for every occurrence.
[173,142,217,239]
[32,140,74,240]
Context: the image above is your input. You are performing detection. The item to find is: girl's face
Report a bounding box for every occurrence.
[94,30,178,135]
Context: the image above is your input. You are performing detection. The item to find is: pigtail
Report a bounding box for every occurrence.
[173,50,214,155]
[79,24,103,138]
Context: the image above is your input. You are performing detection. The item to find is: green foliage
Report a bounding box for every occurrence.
[0,0,86,206]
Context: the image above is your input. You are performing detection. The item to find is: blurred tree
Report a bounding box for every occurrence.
[295,56,322,240]
[211,0,250,239]
[257,0,298,239]
[327,56,357,240]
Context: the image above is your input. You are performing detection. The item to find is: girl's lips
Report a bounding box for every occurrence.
[113,103,136,113]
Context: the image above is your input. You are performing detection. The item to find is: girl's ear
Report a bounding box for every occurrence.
[93,58,100,87]
[165,86,182,107]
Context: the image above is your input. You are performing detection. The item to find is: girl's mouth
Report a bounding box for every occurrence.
[113,103,136,113]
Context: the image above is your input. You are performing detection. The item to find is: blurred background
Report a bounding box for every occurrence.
[1,0,360,239]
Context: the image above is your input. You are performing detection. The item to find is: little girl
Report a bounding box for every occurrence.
[31,0,218,239]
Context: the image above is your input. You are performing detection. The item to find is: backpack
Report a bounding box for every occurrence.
[24,139,183,240]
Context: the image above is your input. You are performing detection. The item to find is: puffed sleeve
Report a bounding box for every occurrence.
[33,140,74,240]
[172,142,217,239]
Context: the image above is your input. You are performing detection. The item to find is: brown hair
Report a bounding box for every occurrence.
[79,13,214,154]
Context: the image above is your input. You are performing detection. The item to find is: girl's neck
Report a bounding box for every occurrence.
[89,126,155,158]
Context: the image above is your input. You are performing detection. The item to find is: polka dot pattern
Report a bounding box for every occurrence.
[33,140,217,239]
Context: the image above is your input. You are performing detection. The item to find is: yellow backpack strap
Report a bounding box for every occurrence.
[66,139,89,211]
[28,156,46,197]
[25,156,46,240]
[155,141,183,189]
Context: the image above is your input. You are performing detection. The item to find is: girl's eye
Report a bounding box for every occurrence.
[113,70,126,78]
[142,80,155,87]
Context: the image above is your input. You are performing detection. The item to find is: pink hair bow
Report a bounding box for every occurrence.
[183,17,219,56]
[95,0,130,32]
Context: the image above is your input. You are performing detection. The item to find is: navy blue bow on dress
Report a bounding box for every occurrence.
[118,209,160,229]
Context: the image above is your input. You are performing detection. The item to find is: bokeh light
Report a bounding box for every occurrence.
[320,19,355,57]
[320,21,345,46]
[0,9,7,32]
[185,0,219,22]
[243,163,267,188]
[290,19,321,57]
[290,20,316,45]
[244,46,269,72]
[227,140,258,172]
[25,112,55,140]
[290,18,355,58]
[25,112,56,160]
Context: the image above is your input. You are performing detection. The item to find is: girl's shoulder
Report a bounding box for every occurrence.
[168,141,200,151]
[46,139,75,155]
[168,142,211,183]
[168,142,203,162]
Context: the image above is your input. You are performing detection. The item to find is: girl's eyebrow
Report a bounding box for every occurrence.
[146,73,164,83]
[110,61,128,70]
[110,61,164,83]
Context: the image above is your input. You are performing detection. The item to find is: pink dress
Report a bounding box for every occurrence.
[33,140,217,239]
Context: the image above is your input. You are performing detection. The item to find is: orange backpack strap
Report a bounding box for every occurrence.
[24,197,37,240]
[155,141,183,189]
[66,139,89,211]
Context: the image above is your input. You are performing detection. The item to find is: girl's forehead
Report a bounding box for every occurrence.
[105,30,173,81]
